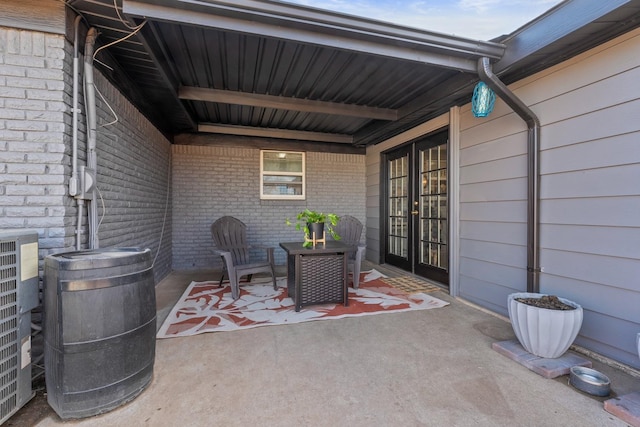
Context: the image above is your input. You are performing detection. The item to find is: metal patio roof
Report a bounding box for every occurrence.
[66,0,640,151]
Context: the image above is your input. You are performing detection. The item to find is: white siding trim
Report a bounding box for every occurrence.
[456,27,640,369]
[449,107,460,297]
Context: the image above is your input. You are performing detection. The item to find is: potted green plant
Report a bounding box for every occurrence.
[286,209,340,247]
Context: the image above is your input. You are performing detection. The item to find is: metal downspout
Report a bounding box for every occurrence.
[477,57,541,293]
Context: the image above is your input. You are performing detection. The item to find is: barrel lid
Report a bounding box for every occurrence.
[50,247,149,261]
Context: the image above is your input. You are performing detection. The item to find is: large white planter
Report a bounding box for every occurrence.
[508,292,583,358]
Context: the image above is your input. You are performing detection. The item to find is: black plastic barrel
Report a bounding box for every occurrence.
[43,247,156,419]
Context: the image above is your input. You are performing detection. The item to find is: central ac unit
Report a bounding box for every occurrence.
[0,230,39,424]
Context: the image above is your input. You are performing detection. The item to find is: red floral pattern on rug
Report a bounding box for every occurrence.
[157,270,449,338]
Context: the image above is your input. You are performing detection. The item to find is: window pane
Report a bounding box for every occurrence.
[261,151,305,199]
[263,175,302,183]
[262,182,303,195]
[263,152,303,172]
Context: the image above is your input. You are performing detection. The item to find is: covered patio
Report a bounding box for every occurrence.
[11,263,640,426]
[1,0,640,425]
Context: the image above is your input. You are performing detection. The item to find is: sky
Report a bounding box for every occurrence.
[284,0,563,40]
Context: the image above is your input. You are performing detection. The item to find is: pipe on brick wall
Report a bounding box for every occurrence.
[71,15,81,198]
[84,28,99,249]
[72,15,82,250]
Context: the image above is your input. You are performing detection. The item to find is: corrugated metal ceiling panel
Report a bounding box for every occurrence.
[66,0,640,148]
[162,22,447,107]
[152,20,460,136]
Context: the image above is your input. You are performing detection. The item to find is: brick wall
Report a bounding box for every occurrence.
[172,145,366,269]
[0,27,72,266]
[91,71,173,281]
[0,25,172,282]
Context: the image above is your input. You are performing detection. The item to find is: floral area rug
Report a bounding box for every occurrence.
[156,270,449,338]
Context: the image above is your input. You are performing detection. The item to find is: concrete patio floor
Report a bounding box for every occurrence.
[9,264,640,426]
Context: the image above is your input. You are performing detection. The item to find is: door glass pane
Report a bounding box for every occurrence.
[419,144,448,270]
[439,197,447,220]
[388,155,408,259]
[429,171,439,194]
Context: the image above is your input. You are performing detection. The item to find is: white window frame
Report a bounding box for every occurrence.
[260,150,306,200]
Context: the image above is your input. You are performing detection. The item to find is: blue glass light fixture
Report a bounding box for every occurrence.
[471,81,496,117]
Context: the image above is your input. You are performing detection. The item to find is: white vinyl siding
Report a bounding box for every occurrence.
[457,27,640,368]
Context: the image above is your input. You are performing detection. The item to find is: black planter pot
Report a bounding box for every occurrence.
[307,222,325,239]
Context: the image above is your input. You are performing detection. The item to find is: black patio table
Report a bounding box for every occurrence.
[279,241,351,312]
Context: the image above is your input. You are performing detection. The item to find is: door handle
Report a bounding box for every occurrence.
[410,210,419,215]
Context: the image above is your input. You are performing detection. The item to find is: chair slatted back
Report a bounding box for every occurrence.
[335,215,363,259]
[211,216,250,265]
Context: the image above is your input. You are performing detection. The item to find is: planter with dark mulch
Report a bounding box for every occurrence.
[515,294,576,310]
[508,292,583,358]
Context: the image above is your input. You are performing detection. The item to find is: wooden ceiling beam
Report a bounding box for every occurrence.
[180,86,398,121]
[174,133,365,154]
[198,123,353,144]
